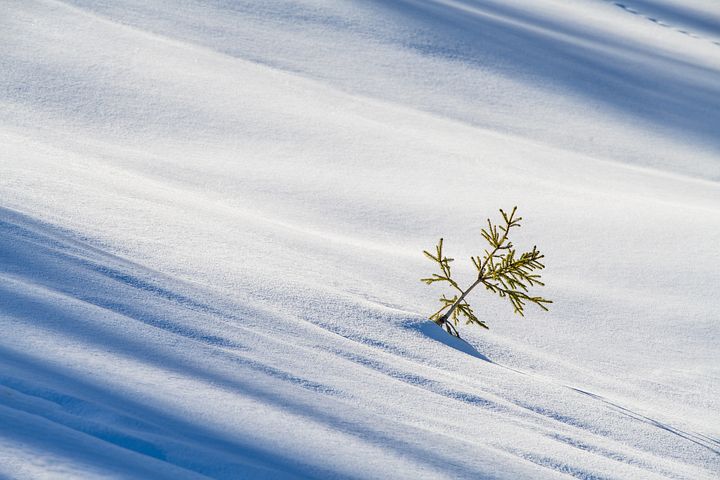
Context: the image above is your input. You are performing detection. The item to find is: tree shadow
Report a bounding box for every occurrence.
[404,318,491,362]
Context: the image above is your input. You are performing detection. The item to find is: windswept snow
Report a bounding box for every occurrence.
[1,0,719,478]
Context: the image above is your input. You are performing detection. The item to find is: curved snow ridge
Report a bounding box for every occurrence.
[2,209,718,479]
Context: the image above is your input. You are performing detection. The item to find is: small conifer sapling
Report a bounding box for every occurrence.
[421,207,552,337]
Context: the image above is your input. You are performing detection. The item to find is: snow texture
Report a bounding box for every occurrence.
[1,0,719,478]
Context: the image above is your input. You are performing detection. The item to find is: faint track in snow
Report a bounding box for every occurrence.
[570,387,720,456]
[602,0,720,46]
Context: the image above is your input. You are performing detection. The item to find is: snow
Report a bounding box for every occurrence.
[1,0,719,478]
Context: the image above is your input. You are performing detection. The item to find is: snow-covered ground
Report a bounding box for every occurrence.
[1,0,719,478]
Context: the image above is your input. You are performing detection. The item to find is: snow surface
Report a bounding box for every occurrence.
[1,0,719,478]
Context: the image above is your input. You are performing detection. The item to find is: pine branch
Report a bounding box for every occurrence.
[421,207,551,336]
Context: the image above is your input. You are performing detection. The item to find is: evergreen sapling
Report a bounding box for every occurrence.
[422,207,552,337]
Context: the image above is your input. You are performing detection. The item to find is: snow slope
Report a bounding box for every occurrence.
[1,0,719,478]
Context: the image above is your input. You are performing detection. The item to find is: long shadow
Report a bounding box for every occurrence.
[0,283,485,479]
[0,404,210,480]
[0,345,337,480]
[0,207,492,479]
[0,208,348,478]
[0,207,250,349]
[50,0,720,160]
[372,0,720,153]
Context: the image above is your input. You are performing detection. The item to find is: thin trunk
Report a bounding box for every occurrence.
[437,276,484,326]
